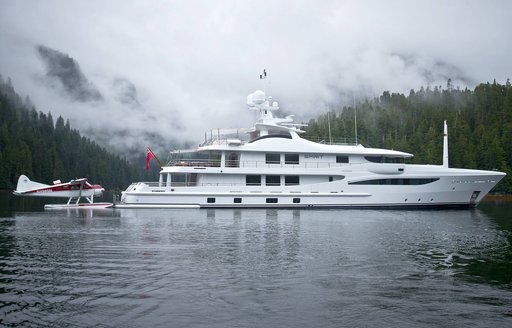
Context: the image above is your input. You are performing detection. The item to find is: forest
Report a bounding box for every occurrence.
[305,79,512,192]
[0,75,153,190]
[1,74,511,193]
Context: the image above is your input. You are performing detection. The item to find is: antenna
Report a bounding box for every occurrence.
[353,94,358,145]
[327,111,332,145]
[259,69,267,94]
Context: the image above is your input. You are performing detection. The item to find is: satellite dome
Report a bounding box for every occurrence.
[247,94,254,107]
[252,90,265,105]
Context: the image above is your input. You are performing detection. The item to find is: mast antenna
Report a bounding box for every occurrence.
[353,94,358,145]
[259,69,267,94]
[327,111,332,145]
[443,120,449,168]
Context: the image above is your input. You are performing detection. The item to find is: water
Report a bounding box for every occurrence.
[1,194,511,327]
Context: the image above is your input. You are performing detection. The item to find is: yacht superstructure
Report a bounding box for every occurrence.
[119,89,505,208]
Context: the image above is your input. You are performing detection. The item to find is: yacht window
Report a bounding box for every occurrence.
[349,178,439,185]
[285,153,299,164]
[226,152,239,167]
[207,197,216,203]
[293,198,301,203]
[266,198,278,203]
[246,175,261,186]
[171,173,197,186]
[285,176,300,186]
[234,198,242,203]
[266,175,281,186]
[248,133,292,143]
[365,156,404,163]
[336,155,349,163]
[170,150,221,167]
[265,153,281,164]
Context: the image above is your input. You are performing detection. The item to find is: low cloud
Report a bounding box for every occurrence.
[0,0,510,156]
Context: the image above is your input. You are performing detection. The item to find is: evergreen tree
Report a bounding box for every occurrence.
[0,76,152,190]
[304,79,512,192]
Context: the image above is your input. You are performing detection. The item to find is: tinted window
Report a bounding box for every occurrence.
[349,178,439,185]
[285,176,300,185]
[266,175,280,186]
[365,156,404,163]
[336,155,349,163]
[265,153,280,164]
[246,175,261,186]
[285,153,299,164]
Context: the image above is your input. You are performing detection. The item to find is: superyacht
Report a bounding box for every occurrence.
[118,88,505,208]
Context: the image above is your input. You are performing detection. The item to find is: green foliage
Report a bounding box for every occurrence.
[305,81,512,192]
[0,75,151,190]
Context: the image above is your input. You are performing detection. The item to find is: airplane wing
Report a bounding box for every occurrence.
[69,178,88,186]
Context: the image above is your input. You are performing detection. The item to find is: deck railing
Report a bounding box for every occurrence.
[198,133,360,147]
[167,159,354,169]
[128,181,310,188]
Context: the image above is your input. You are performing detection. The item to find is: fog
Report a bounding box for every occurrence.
[1,0,510,153]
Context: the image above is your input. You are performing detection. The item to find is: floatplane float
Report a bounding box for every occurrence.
[13,175,113,209]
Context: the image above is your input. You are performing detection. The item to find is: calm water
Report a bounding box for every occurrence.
[0,193,511,327]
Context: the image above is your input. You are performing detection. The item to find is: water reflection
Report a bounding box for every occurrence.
[1,198,512,327]
[462,202,512,287]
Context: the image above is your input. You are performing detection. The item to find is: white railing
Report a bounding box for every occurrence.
[302,136,359,145]
[169,159,222,167]
[198,133,360,147]
[129,181,309,188]
[167,159,355,169]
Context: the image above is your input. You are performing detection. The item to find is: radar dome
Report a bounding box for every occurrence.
[246,94,254,107]
[252,90,265,105]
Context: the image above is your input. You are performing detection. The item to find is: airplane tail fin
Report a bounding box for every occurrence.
[14,175,49,194]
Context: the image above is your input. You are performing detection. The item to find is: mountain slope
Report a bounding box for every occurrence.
[0,74,155,190]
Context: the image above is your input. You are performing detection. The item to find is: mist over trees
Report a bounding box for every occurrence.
[1,73,511,193]
[0,75,154,190]
[305,79,512,192]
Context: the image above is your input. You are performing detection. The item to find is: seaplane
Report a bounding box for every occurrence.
[13,175,113,209]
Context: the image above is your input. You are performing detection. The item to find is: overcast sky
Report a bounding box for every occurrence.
[1,0,511,151]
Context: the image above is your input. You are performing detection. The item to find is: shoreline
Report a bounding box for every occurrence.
[482,193,512,202]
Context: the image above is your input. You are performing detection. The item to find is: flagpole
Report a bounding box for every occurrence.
[147,147,163,167]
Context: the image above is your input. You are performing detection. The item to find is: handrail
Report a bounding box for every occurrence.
[302,136,359,145]
[127,181,335,188]
[166,158,355,169]
[199,134,361,147]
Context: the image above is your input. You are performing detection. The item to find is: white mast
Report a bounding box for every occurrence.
[443,120,449,168]
[353,94,358,145]
[327,111,332,145]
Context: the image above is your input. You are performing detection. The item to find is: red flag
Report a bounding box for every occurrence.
[145,147,155,171]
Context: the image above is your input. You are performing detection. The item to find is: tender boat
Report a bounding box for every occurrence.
[118,89,505,208]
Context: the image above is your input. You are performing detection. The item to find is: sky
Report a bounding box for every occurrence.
[0,0,511,153]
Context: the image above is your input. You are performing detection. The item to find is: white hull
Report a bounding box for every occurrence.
[119,170,504,209]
